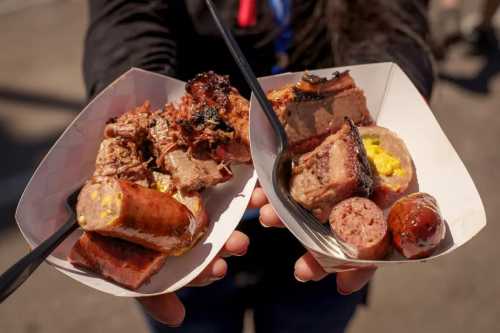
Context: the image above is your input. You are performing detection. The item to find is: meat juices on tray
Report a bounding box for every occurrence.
[329,197,390,260]
[76,177,206,256]
[290,119,374,222]
[267,71,373,154]
[69,232,167,290]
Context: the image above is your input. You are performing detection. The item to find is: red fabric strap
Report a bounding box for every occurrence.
[237,0,257,27]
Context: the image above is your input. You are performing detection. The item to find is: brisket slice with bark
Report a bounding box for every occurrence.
[267,71,373,155]
[290,118,374,222]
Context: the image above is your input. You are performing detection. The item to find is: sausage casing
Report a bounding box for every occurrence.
[76,177,199,255]
[387,192,445,259]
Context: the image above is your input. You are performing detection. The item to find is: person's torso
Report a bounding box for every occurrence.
[170,0,331,95]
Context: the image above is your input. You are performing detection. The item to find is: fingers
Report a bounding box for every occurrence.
[188,257,228,287]
[336,267,377,295]
[248,187,268,209]
[220,230,249,258]
[293,252,328,282]
[248,187,284,228]
[259,204,285,228]
[293,252,376,295]
[185,229,250,288]
[189,230,248,287]
[139,293,185,327]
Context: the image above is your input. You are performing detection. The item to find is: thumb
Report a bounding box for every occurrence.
[138,293,186,327]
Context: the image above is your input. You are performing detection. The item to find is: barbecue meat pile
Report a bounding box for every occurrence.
[70,72,249,290]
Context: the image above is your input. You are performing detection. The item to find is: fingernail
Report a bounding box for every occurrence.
[259,216,270,228]
[337,285,352,296]
[234,249,248,257]
[294,272,309,283]
[211,275,225,282]
[168,321,183,328]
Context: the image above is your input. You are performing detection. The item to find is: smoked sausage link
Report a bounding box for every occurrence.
[76,177,199,255]
[387,192,445,259]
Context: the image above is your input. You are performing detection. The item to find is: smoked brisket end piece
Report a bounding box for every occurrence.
[289,118,374,222]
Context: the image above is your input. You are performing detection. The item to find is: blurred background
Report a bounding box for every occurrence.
[0,0,499,332]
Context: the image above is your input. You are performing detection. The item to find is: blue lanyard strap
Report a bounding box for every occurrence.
[268,0,292,73]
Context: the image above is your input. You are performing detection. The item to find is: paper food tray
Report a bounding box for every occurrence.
[15,68,258,297]
[249,62,486,270]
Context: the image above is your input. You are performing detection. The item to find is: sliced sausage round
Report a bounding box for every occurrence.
[329,197,390,260]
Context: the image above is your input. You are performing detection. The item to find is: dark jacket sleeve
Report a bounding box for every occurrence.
[83,0,178,99]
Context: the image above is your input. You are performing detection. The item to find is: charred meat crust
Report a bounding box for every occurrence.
[151,71,250,164]
[267,71,373,155]
[290,118,374,222]
[186,71,231,108]
[294,71,353,101]
[346,118,374,198]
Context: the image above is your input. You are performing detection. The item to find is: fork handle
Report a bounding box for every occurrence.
[0,219,78,303]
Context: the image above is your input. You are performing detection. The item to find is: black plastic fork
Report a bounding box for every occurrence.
[0,188,80,303]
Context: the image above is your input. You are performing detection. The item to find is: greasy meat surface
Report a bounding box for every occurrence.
[267,71,373,154]
[69,232,167,290]
[104,101,152,143]
[290,119,374,222]
[153,172,209,236]
[186,71,249,147]
[76,177,200,255]
[93,137,152,187]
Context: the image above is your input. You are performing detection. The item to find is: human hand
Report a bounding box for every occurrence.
[255,187,377,295]
[138,188,267,326]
